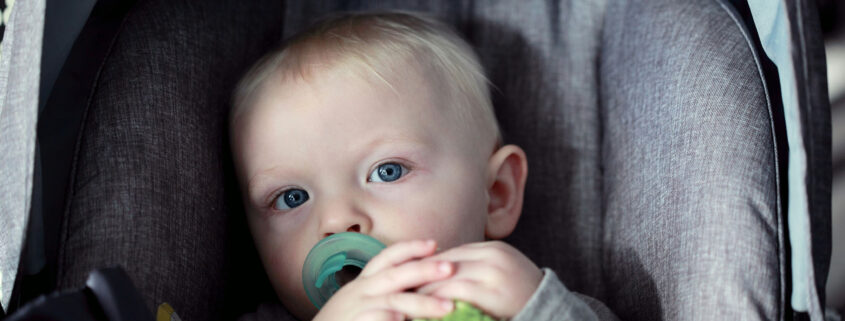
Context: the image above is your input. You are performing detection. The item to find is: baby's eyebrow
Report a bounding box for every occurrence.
[350,134,432,164]
[352,133,430,154]
[246,165,294,204]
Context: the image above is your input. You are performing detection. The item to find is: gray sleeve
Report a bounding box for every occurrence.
[511,268,619,321]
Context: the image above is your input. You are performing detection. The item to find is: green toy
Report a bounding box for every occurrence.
[412,300,500,321]
[303,233,500,320]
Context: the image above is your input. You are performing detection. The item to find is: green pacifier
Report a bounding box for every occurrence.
[303,233,499,320]
[302,232,386,309]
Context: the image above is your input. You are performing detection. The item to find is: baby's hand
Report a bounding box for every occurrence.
[415,241,543,319]
[313,240,456,321]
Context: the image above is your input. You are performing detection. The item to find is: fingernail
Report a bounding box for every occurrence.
[425,240,436,247]
[441,300,454,311]
[438,262,452,274]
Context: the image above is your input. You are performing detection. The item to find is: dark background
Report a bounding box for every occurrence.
[819,0,845,313]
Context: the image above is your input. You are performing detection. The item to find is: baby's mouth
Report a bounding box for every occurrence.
[335,265,362,287]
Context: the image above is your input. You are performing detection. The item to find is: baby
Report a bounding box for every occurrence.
[230,12,614,321]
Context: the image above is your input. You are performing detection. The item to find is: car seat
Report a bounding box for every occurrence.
[0,0,831,320]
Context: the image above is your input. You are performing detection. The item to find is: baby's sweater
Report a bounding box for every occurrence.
[239,268,619,321]
[511,268,619,321]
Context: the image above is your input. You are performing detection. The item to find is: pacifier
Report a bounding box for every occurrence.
[302,232,386,309]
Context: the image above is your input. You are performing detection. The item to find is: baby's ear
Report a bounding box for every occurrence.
[484,144,528,239]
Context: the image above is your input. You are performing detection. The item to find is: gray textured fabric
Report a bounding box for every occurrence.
[55,1,282,320]
[0,0,44,311]
[601,0,781,320]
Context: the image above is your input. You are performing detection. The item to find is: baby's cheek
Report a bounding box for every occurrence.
[263,250,291,290]
[265,248,316,315]
[431,206,487,247]
[253,229,303,296]
[440,185,488,237]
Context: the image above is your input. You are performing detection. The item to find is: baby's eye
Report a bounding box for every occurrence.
[274,188,309,210]
[368,162,407,183]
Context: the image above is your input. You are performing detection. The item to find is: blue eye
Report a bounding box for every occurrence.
[369,162,406,182]
[274,188,309,210]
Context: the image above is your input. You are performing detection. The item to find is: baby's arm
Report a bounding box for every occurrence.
[415,241,619,321]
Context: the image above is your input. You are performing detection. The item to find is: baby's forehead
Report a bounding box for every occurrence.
[280,51,440,96]
[250,58,451,118]
[232,56,495,165]
[245,61,451,128]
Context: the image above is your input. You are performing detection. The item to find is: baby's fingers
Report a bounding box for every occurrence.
[361,240,437,277]
[425,280,500,316]
[353,310,403,321]
[365,260,454,294]
[376,293,454,319]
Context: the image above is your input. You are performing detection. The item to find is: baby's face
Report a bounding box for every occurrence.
[232,67,495,319]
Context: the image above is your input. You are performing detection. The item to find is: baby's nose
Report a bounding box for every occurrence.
[324,224,361,238]
[316,199,372,239]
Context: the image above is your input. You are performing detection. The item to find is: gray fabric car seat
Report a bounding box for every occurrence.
[9,0,283,319]
[5,0,831,320]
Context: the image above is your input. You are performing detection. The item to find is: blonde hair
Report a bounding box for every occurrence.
[232,11,501,144]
